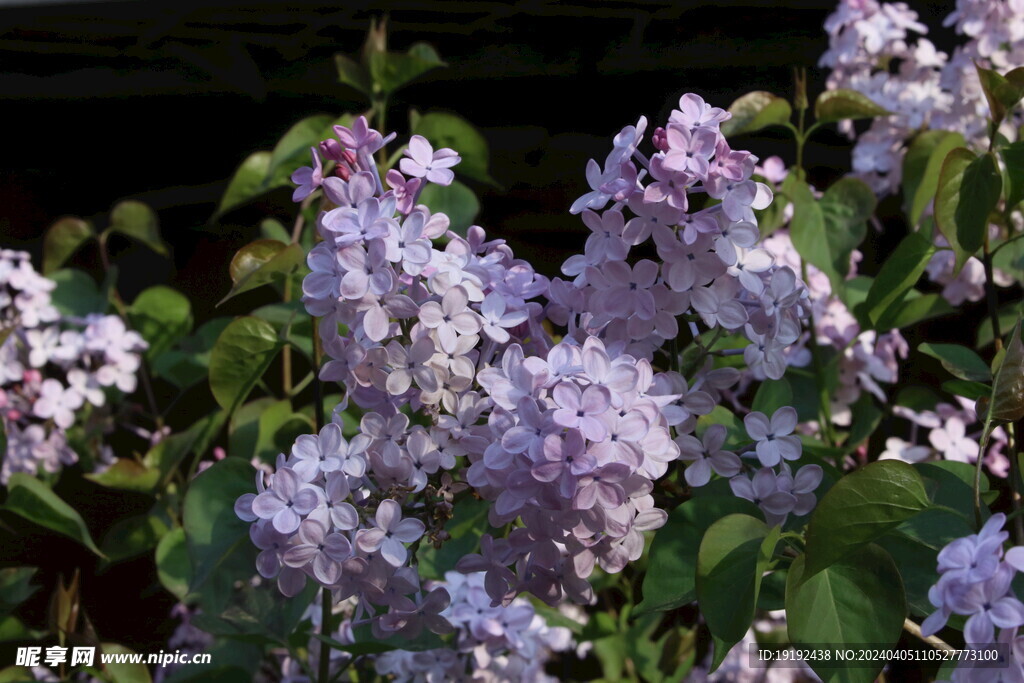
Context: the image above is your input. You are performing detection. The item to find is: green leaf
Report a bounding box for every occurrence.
[814,88,890,123]
[85,458,158,492]
[719,91,792,138]
[787,176,874,296]
[412,111,495,185]
[943,379,992,401]
[334,53,371,95]
[935,148,1002,274]
[155,527,192,602]
[128,286,193,361]
[152,318,232,389]
[218,151,275,217]
[786,545,905,683]
[847,393,882,449]
[182,458,257,609]
[1003,141,1024,209]
[100,512,170,565]
[978,302,1024,348]
[990,318,1024,423]
[976,63,1024,126]
[208,317,284,414]
[752,377,792,416]
[42,217,94,275]
[902,130,966,227]
[49,268,105,317]
[635,496,761,615]
[266,114,333,182]
[696,514,778,672]
[876,293,954,330]
[101,643,152,683]
[804,460,929,575]
[109,200,167,256]
[863,232,935,327]
[0,568,38,615]
[417,497,490,580]
[2,474,104,557]
[219,240,304,305]
[252,301,314,358]
[419,181,479,235]
[919,342,992,382]
[367,42,444,96]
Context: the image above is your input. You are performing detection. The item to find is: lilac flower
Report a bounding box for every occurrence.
[552,382,611,442]
[730,468,798,526]
[356,500,426,567]
[385,337,439,395]
[570,159,616,214]
[251,467,320,534]
[743,407,802,467]
[32,379,83,429]
[418,285,483,347]
[283,519,353,584]
[384,169,423,215]
[478,292,528,343]
[676,424,741,487]
[291,147,324,202]
[400,135,461,186]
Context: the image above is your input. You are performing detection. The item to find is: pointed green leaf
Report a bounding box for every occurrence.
[919,342,992,382]
[2,474,103,557]
[155,527,192,602]
[48,268,105,317]
[218,151,275,217]
[219,240,304,305]
[902,130,966,227]
[367,42,444,96]
[334,53,371,95]
[208,317,284,414]
[109,200,167,256]
[814,88,890,123]
[720,91,792,138]
[804,460,929,575]
[787,545,905,683]
[128,286,193,361]
[42,218,94,275]
[864,232,935,326]
[635,496,761,616]
[697,514,777,672]
[788,176,874,296]
[752,377,792,416]
[935,148,1002,273]
[182,458,257,606]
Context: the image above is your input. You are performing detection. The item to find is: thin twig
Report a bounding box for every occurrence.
[903,618,954,652]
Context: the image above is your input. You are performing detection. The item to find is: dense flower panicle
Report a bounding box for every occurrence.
[0,250,147,483]
[922,514,1024,682]
[239,99,818,648]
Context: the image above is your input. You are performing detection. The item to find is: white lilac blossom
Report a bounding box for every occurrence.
[922,514,1024,681]
[0,250,147,483]
[238,99,816,635]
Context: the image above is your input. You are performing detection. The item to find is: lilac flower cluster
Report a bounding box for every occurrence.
[923,514,1024,682]
[238,94,817,632]
[372,571,574,682]
[821,0,1022,306]
[0,250,147,483]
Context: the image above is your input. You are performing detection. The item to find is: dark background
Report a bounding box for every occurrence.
[0,0,969,671]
